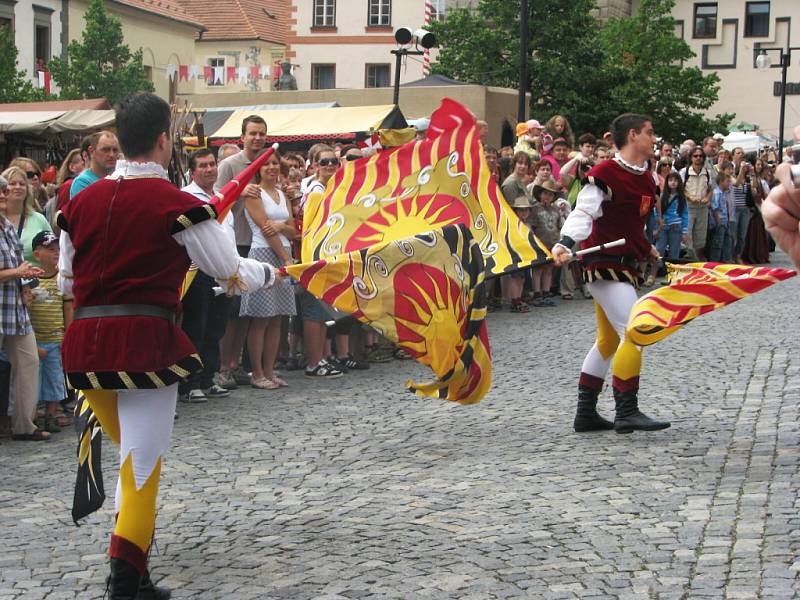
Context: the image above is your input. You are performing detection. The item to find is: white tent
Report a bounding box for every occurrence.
[721,131,773,154]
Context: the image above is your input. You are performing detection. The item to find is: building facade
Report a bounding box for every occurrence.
[671,0,800,142]
[1,0,64,87]
[286,0,443,91]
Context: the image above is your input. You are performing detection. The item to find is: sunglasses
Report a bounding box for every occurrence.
[345,154,361,162]
[318,158,339,167]
[692,154,704,159]
[26,171,40,179]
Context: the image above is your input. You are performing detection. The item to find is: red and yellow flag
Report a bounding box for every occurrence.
[626,262,796,346]
[283,224,491,404]
[301,98,550,275]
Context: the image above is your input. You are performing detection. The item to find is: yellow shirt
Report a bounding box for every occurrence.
[29,275,65,343]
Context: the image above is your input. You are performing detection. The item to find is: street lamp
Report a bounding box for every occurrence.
[755,46,800,157]
[391,27,437,106]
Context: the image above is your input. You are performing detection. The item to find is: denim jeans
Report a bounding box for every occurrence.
[709,223,732,262]
[656,223,683,261]
[733,206,752,258]
[646,210,660,244]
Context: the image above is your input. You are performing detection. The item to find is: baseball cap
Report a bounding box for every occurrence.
[32,231,58,251]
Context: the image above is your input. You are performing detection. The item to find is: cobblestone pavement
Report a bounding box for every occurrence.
[2,254,799,600]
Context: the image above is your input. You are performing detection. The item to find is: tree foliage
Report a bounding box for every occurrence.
[430,0,733,141]
[0,26,44,103]
[49,0,154,105]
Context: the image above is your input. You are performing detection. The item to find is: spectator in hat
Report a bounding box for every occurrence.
[529,180,561,306]
[514,119,543,160]
[28,230,72,433]
[507,196,533,313]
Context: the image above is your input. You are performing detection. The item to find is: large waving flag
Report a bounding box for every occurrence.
[301,98,550,275]
[627,262,796,346]
[72,392,105,523]
[283,224,490,404]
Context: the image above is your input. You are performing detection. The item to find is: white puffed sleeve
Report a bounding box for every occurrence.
[559,183,606,244]
[173,219,274,295]
[57,230,75,296]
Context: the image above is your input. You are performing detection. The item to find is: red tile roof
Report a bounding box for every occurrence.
[111,0,206,30]
[178,0,288,44]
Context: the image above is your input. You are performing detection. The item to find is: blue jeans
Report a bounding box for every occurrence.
[656,223,683,261]
[38,341,66,403]
[709,223,732,262]
[733,207,752,258]
[646,210,660,244]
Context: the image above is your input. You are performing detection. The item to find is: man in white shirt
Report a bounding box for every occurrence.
[180,149,234,402]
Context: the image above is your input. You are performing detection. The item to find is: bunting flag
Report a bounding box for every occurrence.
[178,64,189,81]
[237,66,248,84]
[226,66,236,84]
[165,63,177,81]
[283,223,491,404]
[203,65,213,82]
[301,98,550,276]
[213,66,223,84]
[626,262,796,347]
[189,64,202,81]
[72,392,105,523]
[250,65,260,80]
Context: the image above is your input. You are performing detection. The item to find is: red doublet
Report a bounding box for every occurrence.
[57,176,215,390]
[581,160,655,284]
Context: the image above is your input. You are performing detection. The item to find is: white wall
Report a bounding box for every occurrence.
[8,0,63,86]
[672,0,800,141]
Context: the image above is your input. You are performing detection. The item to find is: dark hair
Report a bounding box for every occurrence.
[188,148,215,171]
[81,132,101,155]
[660,172,686,217]
[484,145,498,156]
[716,171,729,185]
[339,144,358,156]
[253,149,282,184]
[578,133,596,146]
[551,138,569,149]
[241,115,267,136]
[116,93,171,158]
[611,113,652,149]
[512,151,531,167]
[533,160,551,172]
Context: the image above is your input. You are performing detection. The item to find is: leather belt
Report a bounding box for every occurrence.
[582,253,639,270]
[74,304,176,324]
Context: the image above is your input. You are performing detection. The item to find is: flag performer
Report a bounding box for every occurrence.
[57,93,279,599]
[552,113,670,434]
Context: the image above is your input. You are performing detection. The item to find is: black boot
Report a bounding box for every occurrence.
[573,385,614,432]
[137,569,171,600]
[613,388,670,434]
[107,557,142,600]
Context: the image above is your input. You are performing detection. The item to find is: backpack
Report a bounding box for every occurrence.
[681,166,711,189]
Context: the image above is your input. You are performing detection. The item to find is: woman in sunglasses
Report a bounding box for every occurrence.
[1,166,53,266]
[9,158,48,213]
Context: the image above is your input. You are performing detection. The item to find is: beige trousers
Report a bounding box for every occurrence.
[1,332,40,435]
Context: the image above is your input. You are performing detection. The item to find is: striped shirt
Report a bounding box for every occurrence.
[731,182,750,209]
[28,275,65,343]
[0,218,32,336]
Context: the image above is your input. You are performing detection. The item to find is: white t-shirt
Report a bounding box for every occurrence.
[245,187,291,250]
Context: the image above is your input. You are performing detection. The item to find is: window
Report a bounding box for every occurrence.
[368,0,390,26]
[311,64,335,89]
[33,7,52,69]
[313,0,335,27]
[365,64,390,88]
[693,3,717,38]
[745,2,770,37]
[0,0,14,34]
[430,0,446,21]
[208,57,224,86]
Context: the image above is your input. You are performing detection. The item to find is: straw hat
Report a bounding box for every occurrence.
[532,178,560,199]
[511,195,532,209]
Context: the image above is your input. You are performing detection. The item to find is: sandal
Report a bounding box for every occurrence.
[251,377,280,390]
[561,293,573,300]
[268,375,288,387]
[11,429,51,441]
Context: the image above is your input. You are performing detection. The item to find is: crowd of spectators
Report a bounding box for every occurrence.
[0,112,791,441]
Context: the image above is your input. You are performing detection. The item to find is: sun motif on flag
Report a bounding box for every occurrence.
[392,264,467,376]
[345,192,471,252]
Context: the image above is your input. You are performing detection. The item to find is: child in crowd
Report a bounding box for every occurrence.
[507,196,533,313]
[710,172,733,262]
[528,160,555,191]
[513,119,544,160]
[28,231,72,433]
[529,180,561,306]
[657,172,689,262]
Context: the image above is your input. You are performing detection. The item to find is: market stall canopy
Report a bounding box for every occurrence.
[721,131,771,154]
[401,74,468,87]
[209,104,406,144]
[0,98,115,135]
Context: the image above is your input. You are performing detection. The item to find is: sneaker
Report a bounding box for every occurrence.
[285,354,303,371]
[338,353,370,370]
[305,359,343,378]
[326,355,349,373]
[186,389,208,403]
[365,345,392,363]
[232,366,251,385]
[203,384,230,398]
[215,370,238,390]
